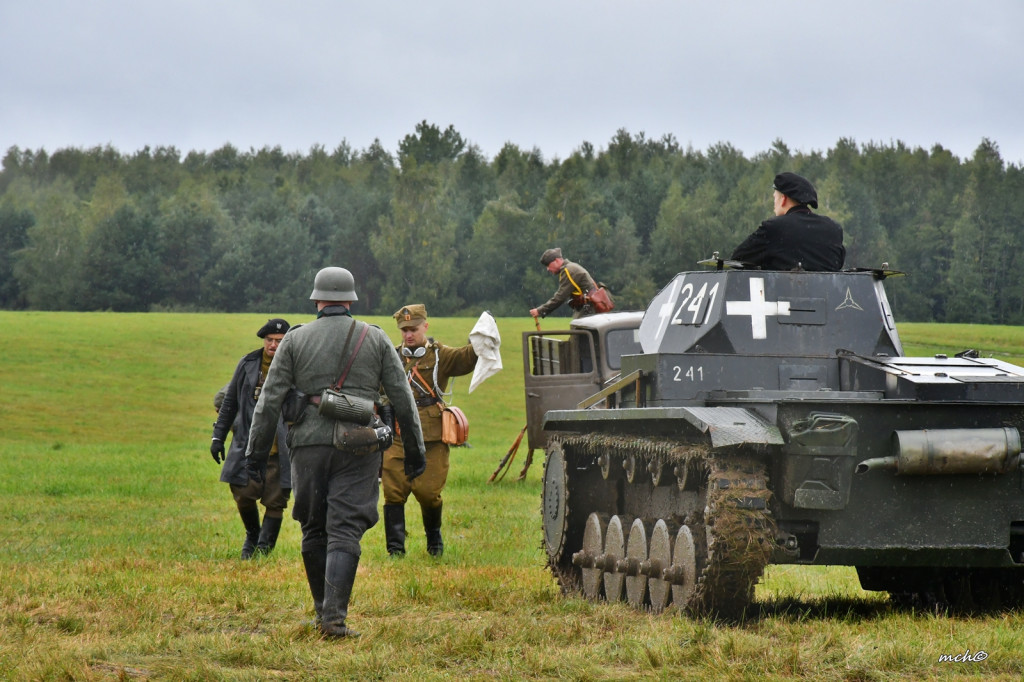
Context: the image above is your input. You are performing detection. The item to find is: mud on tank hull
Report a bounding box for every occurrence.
[540,268,1024,615]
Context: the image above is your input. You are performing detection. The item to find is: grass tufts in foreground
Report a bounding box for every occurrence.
[1,311,1023,679]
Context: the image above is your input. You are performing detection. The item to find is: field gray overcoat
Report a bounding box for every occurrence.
[246,310,425,460]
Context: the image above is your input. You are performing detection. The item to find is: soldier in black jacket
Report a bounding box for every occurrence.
[210,318,292,559]
[731,172,845,272]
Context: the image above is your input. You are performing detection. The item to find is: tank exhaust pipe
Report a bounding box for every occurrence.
[855,456,898,473]
[856,427,1022,475]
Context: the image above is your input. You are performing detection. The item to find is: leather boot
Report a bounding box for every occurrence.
[423,503,443,557]
[321,551,361,638]
[383,503,406,557]
[255,516,283,556]
[301,547,327,626]
[239,506,261,560]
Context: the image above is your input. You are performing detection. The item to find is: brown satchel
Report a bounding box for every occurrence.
[411,363,470,446]
[441,405,469,446]
[586,285,614,314]
[565,266,614,314]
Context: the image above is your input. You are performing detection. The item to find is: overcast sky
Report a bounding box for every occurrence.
[2,1,1022,167]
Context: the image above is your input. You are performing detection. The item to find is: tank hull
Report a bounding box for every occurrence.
[536,268,1024,614]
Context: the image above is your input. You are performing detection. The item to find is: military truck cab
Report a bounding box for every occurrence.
[523,311,644,451]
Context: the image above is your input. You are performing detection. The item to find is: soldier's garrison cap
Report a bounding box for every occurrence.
[540,247,563,266]
[257,318,290,338]
[394,304,427,329]
[773,172,818,209]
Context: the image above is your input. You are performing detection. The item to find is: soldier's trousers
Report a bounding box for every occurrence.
[230,453,290,518]
[290,444,381,556]
[381,440,449,509]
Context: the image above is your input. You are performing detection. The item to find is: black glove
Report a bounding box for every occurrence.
[379,404,396,435]
[403,438,426,481]
[210,438,225,464]
[245,456,266,485]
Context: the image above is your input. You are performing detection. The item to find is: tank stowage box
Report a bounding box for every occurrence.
[534,265,1024,615]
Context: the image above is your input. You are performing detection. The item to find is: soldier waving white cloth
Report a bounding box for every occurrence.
[468,311,502,393]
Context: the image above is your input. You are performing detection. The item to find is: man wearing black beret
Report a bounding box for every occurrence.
[210,318,292,559]
[731,172,845,271]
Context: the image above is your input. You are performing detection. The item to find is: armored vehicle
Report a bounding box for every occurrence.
[534,262,1024,615]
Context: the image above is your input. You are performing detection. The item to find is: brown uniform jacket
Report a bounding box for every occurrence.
[536,259,597,318]
[396,339,477,444]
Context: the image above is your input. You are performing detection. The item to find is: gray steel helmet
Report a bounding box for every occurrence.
[309,267,358,302]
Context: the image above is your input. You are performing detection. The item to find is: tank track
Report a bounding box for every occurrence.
[548,434,775,617]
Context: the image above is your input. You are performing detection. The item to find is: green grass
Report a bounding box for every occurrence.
[2,311,1024,680]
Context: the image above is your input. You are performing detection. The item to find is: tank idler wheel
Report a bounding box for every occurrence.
[647,456,665,486]
[619,519,650,608]
[574,513,609,600]
[644,519,676,613]
[542,441,569,562]
[623,454,638,483]
[602,515,631,602]
[666,525,699,608]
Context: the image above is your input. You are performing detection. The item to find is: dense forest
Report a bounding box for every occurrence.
[1,122,1022,323]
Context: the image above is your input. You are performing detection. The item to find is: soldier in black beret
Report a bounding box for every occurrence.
[210,318,292,559]
[257,318,290,339]
[731,172,845,271]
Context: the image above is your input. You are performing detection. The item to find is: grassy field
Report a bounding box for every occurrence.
[2,310,1024,680]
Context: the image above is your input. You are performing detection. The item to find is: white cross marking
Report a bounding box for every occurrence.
[654,277,683,343]
[725,277,790,339]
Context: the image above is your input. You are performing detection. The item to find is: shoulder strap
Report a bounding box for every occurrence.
[333,322,370,390]
[563,265,584,297]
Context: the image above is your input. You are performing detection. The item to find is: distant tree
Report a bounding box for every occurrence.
[463,195,542,315]
[0,204,34,308]
[155,184,228,309]
[11,178,86,309]
[81,205,162,311]
[398,121,466,170]
[649,181,721,284]
[202,214,316,312]
[371,163,460,313]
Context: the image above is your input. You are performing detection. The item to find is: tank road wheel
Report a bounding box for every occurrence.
[645,519,676,613]
[621,519,651,608]
[572,512,609,600]
[602,515,631,602]
[666,525,699,608]
[542,440,582,592]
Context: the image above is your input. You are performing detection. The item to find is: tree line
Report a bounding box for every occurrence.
[1,122,1022,323]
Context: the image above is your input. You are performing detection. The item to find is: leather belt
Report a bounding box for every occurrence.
[415,397,439,407]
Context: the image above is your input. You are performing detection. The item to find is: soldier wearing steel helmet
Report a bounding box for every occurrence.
[245,267,426,639]
[731,171,845,272]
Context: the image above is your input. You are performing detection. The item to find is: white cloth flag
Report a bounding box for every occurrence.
[468,311,502,393]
